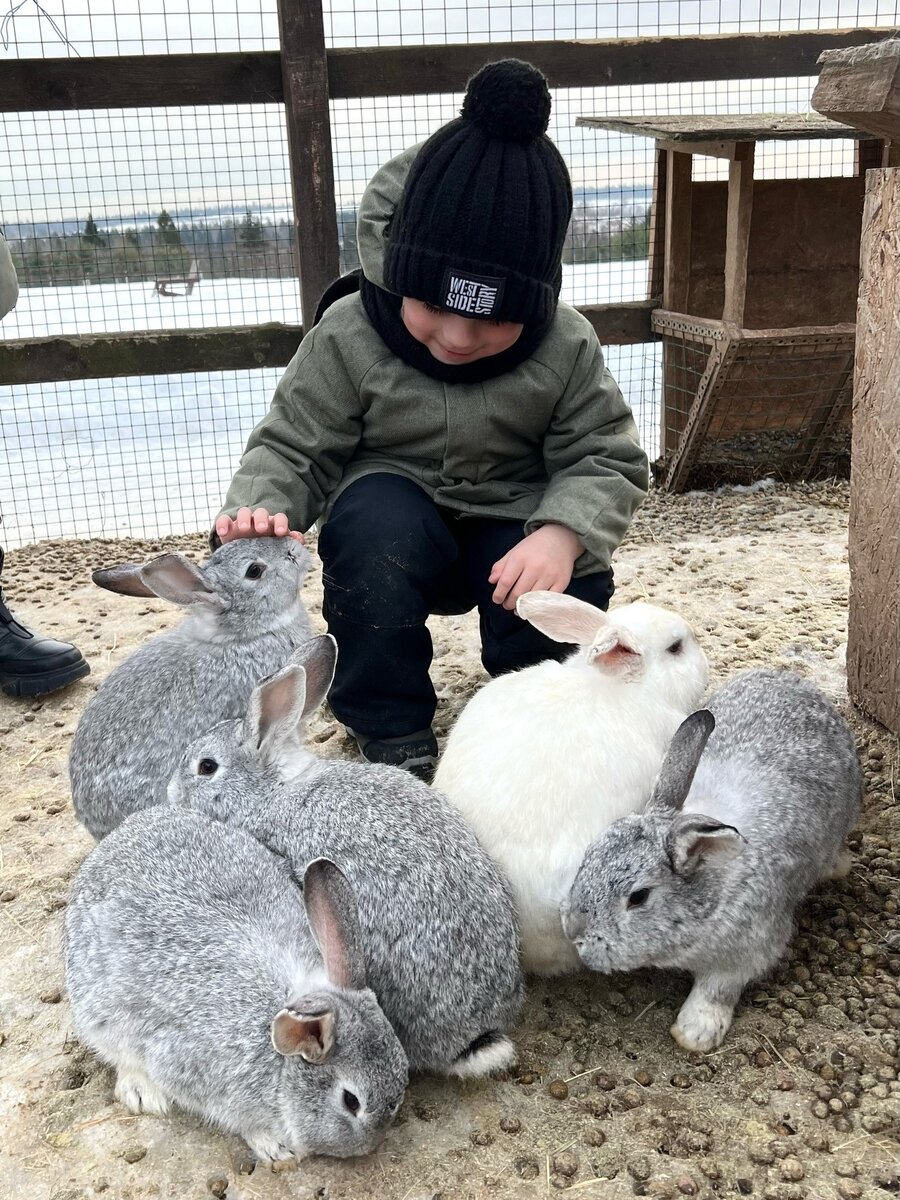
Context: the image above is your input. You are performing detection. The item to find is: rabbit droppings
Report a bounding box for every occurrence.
[433,591,709,976]
[169,634,525,1079]
[64,807,408,1163]
[70,537,312,839]
[563,668,863,1052]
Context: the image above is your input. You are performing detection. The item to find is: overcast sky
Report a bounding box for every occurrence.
[0,0,892,222]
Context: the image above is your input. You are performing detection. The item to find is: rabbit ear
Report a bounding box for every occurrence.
[515,591,608,645]
[302,858,367,992]
[287,635,337,719]
[271,1005,336,1063]
[587,625,643,678]
[92,563,157,597]
[139,554,227,611]
[244,663,308,762]
[649,710,716,811]
[666,813,743,876]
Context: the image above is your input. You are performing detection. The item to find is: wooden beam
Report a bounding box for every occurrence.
[327,30,896,99]
[722,142,755,325]
[813,38,900,142]
[0,325,303,385]
[657,138,739,159]
[0,303,654,386]
[0,29,892,112]
[580,300,656,344]
[277,0,340,328]
[0,52,284,112]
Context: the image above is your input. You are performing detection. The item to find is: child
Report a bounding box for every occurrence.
[215,59,649,776]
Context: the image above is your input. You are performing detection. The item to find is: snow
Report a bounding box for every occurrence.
[0,263,661,547]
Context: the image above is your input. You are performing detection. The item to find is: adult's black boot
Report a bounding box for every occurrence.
[0,546,90,698]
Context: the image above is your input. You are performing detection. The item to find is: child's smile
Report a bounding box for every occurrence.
[401,297,524,365]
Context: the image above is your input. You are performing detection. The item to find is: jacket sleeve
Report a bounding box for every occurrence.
[525,335,650,574]
[218,321,364,533]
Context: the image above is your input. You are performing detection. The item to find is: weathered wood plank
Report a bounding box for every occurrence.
[0,29,893,112]
[647,148,667,301]
[580,301,656,344]
[661,149,694,457]
[328,30,896,98]
[847,165,900,734]
[577,111,863,142]
[0,303,654,385]
[814,38,900,142]
[0,325,303,385]
[0,52,284,112]
[277,0,340,328]
[722,142,755,325]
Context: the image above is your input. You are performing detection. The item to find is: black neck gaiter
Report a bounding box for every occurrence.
[358,275,553,385]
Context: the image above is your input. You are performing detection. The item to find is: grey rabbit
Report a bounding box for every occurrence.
[70,537,312,839]
[563,668,862,1052]
[64,806,408,1162]
[168,634,524,1078]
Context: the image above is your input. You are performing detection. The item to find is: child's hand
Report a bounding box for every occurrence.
[215,507,306,544]
[489,524,584,611]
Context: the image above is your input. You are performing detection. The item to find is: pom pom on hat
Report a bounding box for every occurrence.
[460,58,552,142]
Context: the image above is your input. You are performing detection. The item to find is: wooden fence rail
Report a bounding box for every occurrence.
[0,22,894,384]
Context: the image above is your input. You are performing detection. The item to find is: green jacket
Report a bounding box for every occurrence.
[221,149,649,575]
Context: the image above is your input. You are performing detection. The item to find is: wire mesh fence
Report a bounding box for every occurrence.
[1,0,898,546]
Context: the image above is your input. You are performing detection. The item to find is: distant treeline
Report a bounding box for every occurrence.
[9,203,650,289]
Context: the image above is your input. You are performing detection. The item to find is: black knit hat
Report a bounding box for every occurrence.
[383,59,573,326]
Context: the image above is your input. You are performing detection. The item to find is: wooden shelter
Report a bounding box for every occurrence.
[577,112,868,490]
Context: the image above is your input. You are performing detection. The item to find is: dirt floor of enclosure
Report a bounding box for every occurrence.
[1,481,898,1200]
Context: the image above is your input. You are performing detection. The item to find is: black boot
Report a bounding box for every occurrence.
[0,546,90,698]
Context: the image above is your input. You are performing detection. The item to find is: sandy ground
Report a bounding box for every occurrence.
[1,481,898,1200]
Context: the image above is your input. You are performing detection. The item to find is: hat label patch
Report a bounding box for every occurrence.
[442,269,505,317]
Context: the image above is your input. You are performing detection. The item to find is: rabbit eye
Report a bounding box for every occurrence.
[667,639,683,655]
[245,562,266,580]
[627,887,651,909]
[197,758,218,776]
[342,1089,360,1116]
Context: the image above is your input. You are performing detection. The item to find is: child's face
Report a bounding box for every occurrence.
[401,298,524,365]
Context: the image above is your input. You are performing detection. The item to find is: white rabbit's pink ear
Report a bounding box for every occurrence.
[244,663,308,762]
[587,626,643,678]
[271,1006,336,1062]
[302,858,368,992]
[667,815,743,876]
[515,591,608,645]
[138,554,227,612]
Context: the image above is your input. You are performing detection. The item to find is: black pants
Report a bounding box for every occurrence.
[318,473,614,737]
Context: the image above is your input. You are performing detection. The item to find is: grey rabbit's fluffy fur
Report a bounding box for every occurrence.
[70,537,312,839]
[169,635,524,1078]
[563,669,862,1052]
[64,806,408,1163]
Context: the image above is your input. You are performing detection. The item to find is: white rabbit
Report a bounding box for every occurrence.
[433,591,708,976]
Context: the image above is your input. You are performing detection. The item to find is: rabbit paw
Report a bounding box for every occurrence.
[114,1069,170,1115]
[671,999,733,1053]
[246,1133,296,1165]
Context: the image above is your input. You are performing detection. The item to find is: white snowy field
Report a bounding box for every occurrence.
[0,262,661,547]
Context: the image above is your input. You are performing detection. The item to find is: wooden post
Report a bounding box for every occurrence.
[847,167,900,733]
[647,148,668,301]
[722,141,754,325]
[661,149,694,457]
[277,0,340,329]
